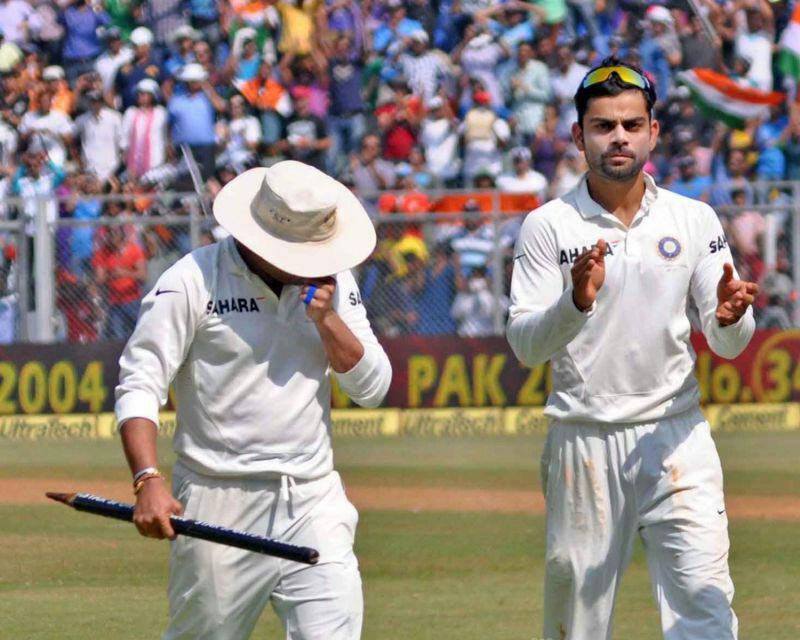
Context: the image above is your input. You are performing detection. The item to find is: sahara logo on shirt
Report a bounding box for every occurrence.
[708,235,728,254]
[558,242,615,265]
[206,297,261,315]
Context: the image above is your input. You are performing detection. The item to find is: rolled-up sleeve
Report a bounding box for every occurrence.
[115,256,202,429]
[506,212,593,366]
[690,205,755,360]
[332,270,392,408]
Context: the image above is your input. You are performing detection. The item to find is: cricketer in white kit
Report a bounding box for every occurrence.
[115,160,392,640]
[507,59,759,640]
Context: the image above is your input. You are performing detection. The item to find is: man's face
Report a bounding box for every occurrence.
[728,151,747,177]
[517,43,533,65]
[573,91,658,183]
[361,136,380,161]
[556,47,572,71]
[410,39,426,56]
[680,162,696,180]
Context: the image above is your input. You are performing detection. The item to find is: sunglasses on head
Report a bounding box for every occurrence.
[581,65,651,91]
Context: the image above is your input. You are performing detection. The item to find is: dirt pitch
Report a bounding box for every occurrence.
[3,478,800,521]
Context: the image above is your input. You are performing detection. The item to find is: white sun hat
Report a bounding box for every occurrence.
[42,65,65,80]
[135,78,160,96]
[212,160,376,277]
[130,27,154,47]
[177,62,208,82]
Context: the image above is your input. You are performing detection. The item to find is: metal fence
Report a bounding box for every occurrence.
[2,183,799,344]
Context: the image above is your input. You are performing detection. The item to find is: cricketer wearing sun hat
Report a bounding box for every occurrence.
[115,160,391,639]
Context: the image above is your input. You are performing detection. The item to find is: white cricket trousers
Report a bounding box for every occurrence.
[163,462,362,640]
[541,407,738,640]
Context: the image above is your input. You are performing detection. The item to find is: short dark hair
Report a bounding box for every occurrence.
[574,57,656,126]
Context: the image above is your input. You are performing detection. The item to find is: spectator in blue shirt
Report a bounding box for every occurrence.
[115,27,164,109]
[670,156,712,203]
[167,63,226,181]
[59,0,110,82]
[163,25,200,80]
[372,0,424,55]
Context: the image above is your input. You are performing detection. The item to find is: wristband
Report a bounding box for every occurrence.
[133,471,164,495]
[133,466,159,484]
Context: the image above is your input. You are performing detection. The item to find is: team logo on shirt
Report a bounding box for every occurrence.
[657,236,682,261]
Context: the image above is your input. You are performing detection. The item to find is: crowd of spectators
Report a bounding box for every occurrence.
[0,0,797,341]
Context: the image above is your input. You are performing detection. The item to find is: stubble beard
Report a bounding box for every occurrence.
[588,151,647,182]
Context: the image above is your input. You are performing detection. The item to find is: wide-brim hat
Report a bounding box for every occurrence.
[213,160,376,277]
[177,62,208,82]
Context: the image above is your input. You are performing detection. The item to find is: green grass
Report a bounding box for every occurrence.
[1,432,799,638]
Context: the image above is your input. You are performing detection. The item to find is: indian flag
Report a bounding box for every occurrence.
[676,69,785,130]
[779,4,800,80]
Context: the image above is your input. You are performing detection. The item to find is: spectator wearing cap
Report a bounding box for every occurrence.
[234,58,293,146]
[216,94,261,173]
[58,0,110,82]
[453,25,509,110]
[550,41,588,137]
[121,78,167,179]
[497,146,547,197]
[640,5,681,97]
[460,88,510,184]
[393,29,449,102]
[74,89,122,181]
[167,63,226,180]
[0,0,42,45]
[374,77,420,164]
[94,26,133,93]
[670,155,712,203]
[115,27,163,109]
[163,24,200,79]
[277,85,330,171]
[420,94,460,186]
[507,39,552,142]
[224,26,262,83]
[18,89,73,168]
[734,3,774,92]
[41,65,75,115]
[319,32,367,176]
[372,0,424,55]
[449,199,496,276]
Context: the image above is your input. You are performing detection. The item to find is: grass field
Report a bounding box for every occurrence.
[1,432,799,639]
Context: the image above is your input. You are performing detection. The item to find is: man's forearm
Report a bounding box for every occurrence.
[314,312,364,373]
[120,417,160,476]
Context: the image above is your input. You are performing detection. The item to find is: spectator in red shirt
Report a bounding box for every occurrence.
[93,225,146,340]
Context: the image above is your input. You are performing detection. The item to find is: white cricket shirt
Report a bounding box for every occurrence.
[507,173,755,424]
[115,237,392,479]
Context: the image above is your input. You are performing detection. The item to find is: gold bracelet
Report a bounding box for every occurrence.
[133,471,164,495]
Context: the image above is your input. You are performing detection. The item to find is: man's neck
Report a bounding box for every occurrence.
[586,171,646,228]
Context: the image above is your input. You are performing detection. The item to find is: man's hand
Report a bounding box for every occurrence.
[133,477,184,540]
[301,277,337,324]
[571,239,606,311]
[716,263,759,327]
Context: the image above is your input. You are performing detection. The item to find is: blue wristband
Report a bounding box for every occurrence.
[303,285,317,306]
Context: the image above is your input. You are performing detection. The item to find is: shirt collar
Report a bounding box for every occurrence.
[574,171,658,220]
[223,236,248,276]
